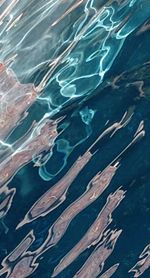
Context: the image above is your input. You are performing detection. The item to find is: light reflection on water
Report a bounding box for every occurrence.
[0,0,150,277]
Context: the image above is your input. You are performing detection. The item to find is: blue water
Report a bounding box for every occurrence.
[0,1,150,277]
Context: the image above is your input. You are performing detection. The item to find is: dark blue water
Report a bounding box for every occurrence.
[0,1,150,278]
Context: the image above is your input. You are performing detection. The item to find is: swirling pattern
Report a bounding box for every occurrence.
[0,0,150,277]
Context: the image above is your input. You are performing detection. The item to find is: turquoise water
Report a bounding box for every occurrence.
[0,1,150,277]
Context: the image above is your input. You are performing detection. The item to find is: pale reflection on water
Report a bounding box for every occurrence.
[0,1,150,277]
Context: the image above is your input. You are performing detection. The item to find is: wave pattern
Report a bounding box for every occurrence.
[0,0,150,277]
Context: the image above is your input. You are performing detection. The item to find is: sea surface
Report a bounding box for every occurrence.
[0,1,150,277]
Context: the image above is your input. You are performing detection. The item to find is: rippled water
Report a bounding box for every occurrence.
[0,1,150,277]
